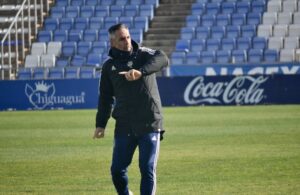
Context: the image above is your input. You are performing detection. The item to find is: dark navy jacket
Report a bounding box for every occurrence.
[96,40,169,136]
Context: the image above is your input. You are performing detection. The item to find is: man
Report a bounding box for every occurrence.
[93,23,169,195]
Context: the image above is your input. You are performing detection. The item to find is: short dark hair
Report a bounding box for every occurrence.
[108,23,129,35]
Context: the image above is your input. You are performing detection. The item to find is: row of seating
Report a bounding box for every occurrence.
[191,1,267,15]
[257,24,300,38]
[17,66,100,80]
[37,28,143,43]
[171,48,296,64]
[51,4,154,19]
[262,12,300,25]
[55,0,158,7]
[43,16,148,32]
[175,36,300,52]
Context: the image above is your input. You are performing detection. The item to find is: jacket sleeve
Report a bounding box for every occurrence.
[139,49,169,76]
[95,64,114,128]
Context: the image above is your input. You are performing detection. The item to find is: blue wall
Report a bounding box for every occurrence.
[1,75,300,110]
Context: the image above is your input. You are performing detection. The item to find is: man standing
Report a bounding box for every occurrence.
[93,24,169,195]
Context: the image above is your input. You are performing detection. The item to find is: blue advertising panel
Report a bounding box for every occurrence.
[170,63,300,76]
[0,79,99,110]
[158,75,300,106]
[0,75,300,110]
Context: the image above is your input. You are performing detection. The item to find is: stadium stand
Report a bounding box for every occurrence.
[170,0,300,67]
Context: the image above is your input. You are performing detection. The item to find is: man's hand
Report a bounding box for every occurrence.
[119,69,142,81]
[93,127,105,139]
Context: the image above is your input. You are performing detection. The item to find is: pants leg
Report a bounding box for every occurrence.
[111,135,137,195]
[138,132,161,195]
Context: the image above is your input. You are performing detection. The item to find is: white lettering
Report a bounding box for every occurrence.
[281,66,300,74]
[184,76,268,105]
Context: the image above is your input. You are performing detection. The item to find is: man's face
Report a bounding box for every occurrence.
[111,28,132,52]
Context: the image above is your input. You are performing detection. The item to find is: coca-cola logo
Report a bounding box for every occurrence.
[184,76,269,105]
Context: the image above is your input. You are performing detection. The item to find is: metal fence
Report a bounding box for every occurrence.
[0,0,49,80]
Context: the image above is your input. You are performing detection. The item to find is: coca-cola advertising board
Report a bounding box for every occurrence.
[158,75,300,106]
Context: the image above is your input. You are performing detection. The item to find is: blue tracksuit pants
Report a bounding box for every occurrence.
[111,132,160,195]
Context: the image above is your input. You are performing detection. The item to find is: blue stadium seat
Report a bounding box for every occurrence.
[190,39,206,52]
[104,17,119,29]
[71,55,86,66]
[51,7,65,18]
[89,17,103,29]
[55,0,69,7]
[32,67,46,79]
[44,18,59,31]
[237,37,252,50]
[140,4,154,20]
[252,37,267,50]
[186,15,200,27]
[175,40,190,52]
[86,53,102,67]
[101,0,115,5]
[17,68,32,80]
[221,37,236,50]
[65,6,80,18]
[56,57,70,67]
[80,67,95,78]
[74,17,89,30]
[37,30,52,42]
[134,16,148,32]
[191,3,205,15]
[98,29,109,41]
[83,29,98,41]
[59,18,74,30]
[247,13,261,25]
[171,51,186,65]
[248,49,263,62]
[48,67,64,79]
[145,0,159,8]
[110,5,124,17]
[221,2,235,14]
[65,67,79,79]
[86,0,99,6]
[216,50,231,63]
[130,0,144,5]
[119,16,134,28]
[211,26,225,39]
[71,0,84,6]
[236,1,250,14]
[186,51,200,65]
[115,0,129,6]
[241,25,256,37]
[232,13,246,26]
[264,49,278,62]
[92,41,108,54]
[180,27,195,40]
[196,26,210,39]
[232,49,247,63]
[80,6,95,18]
[130,28,143,43]
[206,2,220,15]
[206,38,220,51]
[68,29,83,42]
[53,30,68,42]
[201,14,215,27]
[251,1,266,13]
[216,14,230,26]
[95,5,109,17]
[62,41,77,58]
[201,51,215,63]
[226,25,240,38]
[124,5,139,17]
[77,41,92,57]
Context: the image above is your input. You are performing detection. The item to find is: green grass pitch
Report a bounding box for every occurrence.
[0,105,300,194]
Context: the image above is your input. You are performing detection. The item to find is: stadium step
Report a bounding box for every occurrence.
[143,0,194,58]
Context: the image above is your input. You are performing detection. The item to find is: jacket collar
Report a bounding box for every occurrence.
[109,40,139,61]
